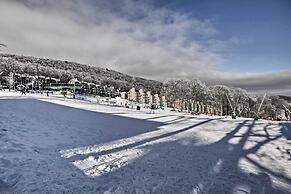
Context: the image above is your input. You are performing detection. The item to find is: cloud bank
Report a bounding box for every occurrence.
[0,0,290,95]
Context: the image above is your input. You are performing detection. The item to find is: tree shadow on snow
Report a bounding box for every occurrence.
[83,120,291,194]
[65,118,217,162]
[2,98,291,194]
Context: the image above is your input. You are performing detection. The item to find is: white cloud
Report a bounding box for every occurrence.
[0,0,290,95]
[0,0,221,78]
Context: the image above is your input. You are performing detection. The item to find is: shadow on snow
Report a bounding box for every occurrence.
[1,98,290,194]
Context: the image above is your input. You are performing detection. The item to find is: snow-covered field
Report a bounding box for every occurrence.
[0,91,290,194]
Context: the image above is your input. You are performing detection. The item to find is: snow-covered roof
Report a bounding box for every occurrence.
[68,78,80,84]
[51,78,60,82]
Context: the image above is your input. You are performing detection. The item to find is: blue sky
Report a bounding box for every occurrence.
[0,0,290,94]
[154,0,291,73]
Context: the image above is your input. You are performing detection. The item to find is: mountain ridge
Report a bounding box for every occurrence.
[0,53,163,92]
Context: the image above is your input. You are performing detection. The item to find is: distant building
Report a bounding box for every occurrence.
[161,95,167,108]
[137,89,145,104]
[127,87,137,101]
[153,94,160,105]
[120,92,127,99]
[145,91,153,104]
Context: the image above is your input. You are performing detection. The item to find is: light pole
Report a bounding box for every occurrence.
[73,80,76,99]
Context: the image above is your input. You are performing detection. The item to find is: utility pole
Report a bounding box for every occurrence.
[255,92,267,120]
[226,93,234,111]
[9,72,14,91]
[36,64,40,91]
[234,95,240,112]
[257,93,266,114]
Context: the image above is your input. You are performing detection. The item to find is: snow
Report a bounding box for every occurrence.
[0,90,291,194]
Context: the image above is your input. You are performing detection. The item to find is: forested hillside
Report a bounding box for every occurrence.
[0,53,162,92]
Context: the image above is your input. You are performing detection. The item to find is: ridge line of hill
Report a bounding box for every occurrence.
[0,53,163,92]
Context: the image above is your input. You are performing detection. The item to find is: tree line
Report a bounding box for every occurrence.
[1,54,290,120]
[163,79,291,120]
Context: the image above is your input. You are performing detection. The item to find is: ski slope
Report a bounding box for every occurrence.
[0,91,290,194]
